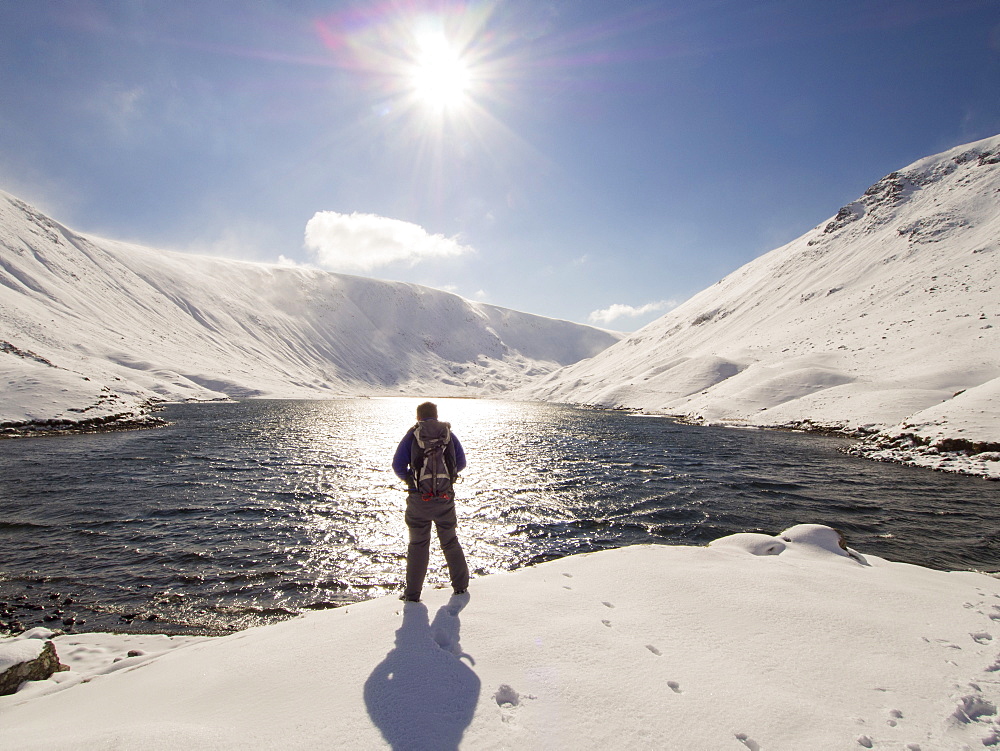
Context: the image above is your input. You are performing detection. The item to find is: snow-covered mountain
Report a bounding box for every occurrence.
[0,192,619,429]
[525,135,1000,477]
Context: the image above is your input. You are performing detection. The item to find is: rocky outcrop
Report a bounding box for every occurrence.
[0,639,68,696]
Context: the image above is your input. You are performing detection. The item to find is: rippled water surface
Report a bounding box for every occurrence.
[1,398,997,634]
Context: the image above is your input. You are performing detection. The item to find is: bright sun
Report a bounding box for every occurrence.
[409,31,471,111]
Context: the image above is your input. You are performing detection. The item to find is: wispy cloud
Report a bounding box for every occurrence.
[304,211,472,271]
[89,84,146,135]
[588,300,676,325]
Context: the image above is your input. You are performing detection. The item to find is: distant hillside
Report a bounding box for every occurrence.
[0,192,619,429]
[523,135,1000,477]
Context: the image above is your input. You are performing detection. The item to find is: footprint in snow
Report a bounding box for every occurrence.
[562,573,573,578]
[667,681,682,694]
[602,601,615,609]
[972,632,994,644]
[923,637,962,650]
[952,692,998,724]
[646,645,662,656]
[601,619,612,628]
[886,708,903,727]
[735,732,760,750]
[494,683,535,724]
[495,684,521,708]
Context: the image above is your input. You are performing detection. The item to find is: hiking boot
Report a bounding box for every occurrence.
[452,588,467,596]
[399,594,420,602]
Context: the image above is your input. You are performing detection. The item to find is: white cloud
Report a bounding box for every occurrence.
[304,211,473,271]
[588,300,677,326]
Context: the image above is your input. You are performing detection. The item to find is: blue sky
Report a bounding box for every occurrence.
[2,1,999,330]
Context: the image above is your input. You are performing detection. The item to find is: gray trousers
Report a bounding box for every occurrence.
[404,492,469,600]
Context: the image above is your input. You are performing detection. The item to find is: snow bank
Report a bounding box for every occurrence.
[3,525,1000,750]
[523,135,1000,477]
[0,634,45,675]
[0,353,159,431]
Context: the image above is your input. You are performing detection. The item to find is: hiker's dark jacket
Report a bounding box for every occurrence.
[392,419,466,488]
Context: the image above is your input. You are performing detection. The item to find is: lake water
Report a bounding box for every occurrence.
[1,398,997,635]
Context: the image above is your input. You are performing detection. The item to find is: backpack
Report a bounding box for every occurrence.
[410,419,456,500]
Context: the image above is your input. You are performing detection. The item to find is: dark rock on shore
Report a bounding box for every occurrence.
[0,640,69,696]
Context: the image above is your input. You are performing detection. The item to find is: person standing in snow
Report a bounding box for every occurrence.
[392,401,470,602]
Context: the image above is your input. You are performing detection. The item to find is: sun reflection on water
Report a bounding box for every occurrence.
[281,397,575,606]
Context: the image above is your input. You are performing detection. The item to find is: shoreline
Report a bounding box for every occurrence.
[3,396,997,479]
[0,415,167,439]
[619,408,1000,481]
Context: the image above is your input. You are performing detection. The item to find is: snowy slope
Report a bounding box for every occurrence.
[525,135,1000,476]
[0,192,619,429]
[4,526,1000,750]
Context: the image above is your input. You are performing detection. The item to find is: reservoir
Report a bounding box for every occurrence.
[1,398,997,635]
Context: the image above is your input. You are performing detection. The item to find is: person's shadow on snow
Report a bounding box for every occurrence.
[364,595,479,751]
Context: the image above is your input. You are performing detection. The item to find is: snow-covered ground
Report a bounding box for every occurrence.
[2,524,1000,750]
[0,191,619,431]
[523,135,1000,478]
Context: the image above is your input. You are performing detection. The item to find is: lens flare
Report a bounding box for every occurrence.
[311,4,534,212]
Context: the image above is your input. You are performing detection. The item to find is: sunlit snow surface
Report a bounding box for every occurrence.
[524,135,1000,477]
[4,527,1000,750]
[0,189,618,429]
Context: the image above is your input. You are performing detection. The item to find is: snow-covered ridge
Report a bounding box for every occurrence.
[0,191,620,429]
[524,134,1000,477]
